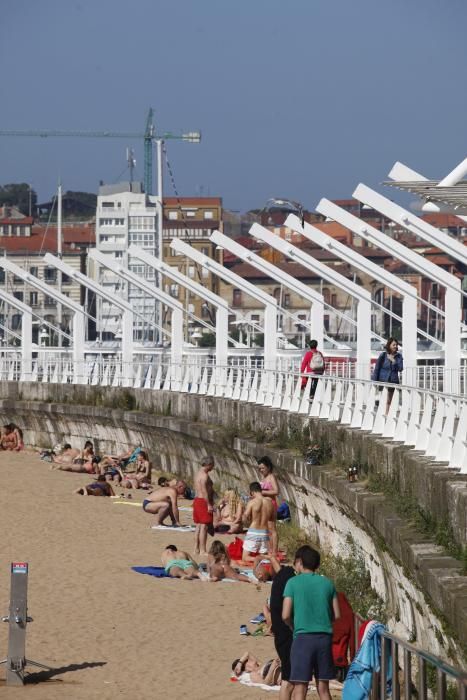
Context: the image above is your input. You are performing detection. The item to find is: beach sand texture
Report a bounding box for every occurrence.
[0,451,277,699]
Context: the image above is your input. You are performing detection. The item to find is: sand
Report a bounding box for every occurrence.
[0,451,284,699]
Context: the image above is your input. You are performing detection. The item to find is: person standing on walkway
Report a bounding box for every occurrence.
[300,339,325,396]
[193,455,215,555]
[372,337,403,413]
[282,545,340,700]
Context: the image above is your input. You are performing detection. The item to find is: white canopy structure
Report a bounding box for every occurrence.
[250,223,372,378]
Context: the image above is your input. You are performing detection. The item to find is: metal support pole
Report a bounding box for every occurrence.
[0,563,49,686]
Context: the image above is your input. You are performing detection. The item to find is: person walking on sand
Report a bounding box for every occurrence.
[193,455,215,555]
[282,545,340,700]
[142,480,186,527]
[242,482,275,562]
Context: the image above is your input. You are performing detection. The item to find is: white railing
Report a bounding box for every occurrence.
[2,356,467,473]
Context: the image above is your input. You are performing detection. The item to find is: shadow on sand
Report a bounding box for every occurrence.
[25,660,106,684]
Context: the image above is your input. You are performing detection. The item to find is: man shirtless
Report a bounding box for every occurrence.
[193,456,215,555]
[142,480,186,527]
[242,482,276,562]
[161,544,205,580]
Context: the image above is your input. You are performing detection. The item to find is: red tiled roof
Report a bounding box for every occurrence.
[163,197,222,206]
[0,224,95,254]
[0,216,33,225]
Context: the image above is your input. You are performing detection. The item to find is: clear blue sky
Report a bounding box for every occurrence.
[1,0,466,212]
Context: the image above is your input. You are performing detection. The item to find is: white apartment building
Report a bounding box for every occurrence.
[95,182,160,341]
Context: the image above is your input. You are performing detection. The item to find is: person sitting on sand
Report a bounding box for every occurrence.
[74,474,115,497]
[142,480,186,526]
[119,451,152,490]
[161,544,204,580]
[1,423,23,451]
[207,540,252,583]
[231,651,282,686]
[214,489,244,534]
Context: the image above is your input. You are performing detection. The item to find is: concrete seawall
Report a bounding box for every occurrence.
[1,381,466,663]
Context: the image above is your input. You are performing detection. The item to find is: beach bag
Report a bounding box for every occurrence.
[227,537,244,559]
[277,501,291,521]
[310,351,325,374]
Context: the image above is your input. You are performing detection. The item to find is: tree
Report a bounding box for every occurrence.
[0,183,37,216]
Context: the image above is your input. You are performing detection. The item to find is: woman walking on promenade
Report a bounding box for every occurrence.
[372,337,403,413]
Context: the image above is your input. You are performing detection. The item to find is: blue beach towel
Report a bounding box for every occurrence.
[132,566,170,578]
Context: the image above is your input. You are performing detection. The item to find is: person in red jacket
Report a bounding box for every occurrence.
[300,339,325,396]
[332,592,355,682]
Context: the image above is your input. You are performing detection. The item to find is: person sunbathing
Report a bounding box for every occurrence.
[214,489,244,534]
[161,545,204,580]
[119,451,152,489]
[207,540,251,583]
[142,480,186,526]
[231,652,282,686]
[52,442,96,473]
[74,474,115,496]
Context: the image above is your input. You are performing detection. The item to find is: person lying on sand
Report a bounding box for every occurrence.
[74,474,115,496]
[142,481,186,526]
[161,545,205,580]
[231,651,282,686]
[52,441,96,473]
[207,540,252,583]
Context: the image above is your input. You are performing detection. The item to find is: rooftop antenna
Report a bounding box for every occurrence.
[126,147,136,183]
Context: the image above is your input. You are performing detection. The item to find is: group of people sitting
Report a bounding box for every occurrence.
[44,440,153,495]
[160,540,253,583]
[1,423,24,451]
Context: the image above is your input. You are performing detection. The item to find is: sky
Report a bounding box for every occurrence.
[1,0,466,213]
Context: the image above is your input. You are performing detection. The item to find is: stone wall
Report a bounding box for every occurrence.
[1,381,466,664]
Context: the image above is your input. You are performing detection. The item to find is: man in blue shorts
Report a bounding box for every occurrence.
[282,545,340,700]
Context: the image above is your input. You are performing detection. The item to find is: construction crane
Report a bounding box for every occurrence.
[0,108,201,195]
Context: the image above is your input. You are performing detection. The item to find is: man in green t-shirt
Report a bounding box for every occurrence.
[282,545,340,700]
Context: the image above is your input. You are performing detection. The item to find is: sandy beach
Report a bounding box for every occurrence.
[0,451,279,699]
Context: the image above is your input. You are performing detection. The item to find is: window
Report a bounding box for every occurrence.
[169,284,179,298]
[43,267,57,283]
[0,269,4,283]
[13,275,23,285]
[29,292,38,306]
[188,266,195,279]
[431,283,439,299]
[186,210,196,217]
[168,211,178,220]
[251,314,260,322]
[62,273,71,285]
[13,291,23,302]
[99,218,113,226]
[129,216,155,231]
[233,289,242,306]
[114,218,125,226]
[115,252,123,258]
[284,293,290,308]
[11,314,21,330]
[129,232,155,247]
[201,247,209,256]
[102,202,114,208]
[29,266,38,277]
[204,211,213,219]
[44,295,56,307]
[331,294,337,307]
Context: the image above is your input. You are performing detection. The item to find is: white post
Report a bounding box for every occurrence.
[57,181,62,348]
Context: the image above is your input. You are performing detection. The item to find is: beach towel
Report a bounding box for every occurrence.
[151,524,196,532]
[112,500,141,507]
[132,566,170,578]
[231,672,281,692]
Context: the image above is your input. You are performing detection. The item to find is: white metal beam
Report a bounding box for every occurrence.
[89,249,184,364]
[170,238,278,369]
[43,253,133,382]
[250,223,372,378]
[0,288,32,376]
[128,245,229,367]
[300,209,418,376]
[209,230,326,351]
[0,257,86,382]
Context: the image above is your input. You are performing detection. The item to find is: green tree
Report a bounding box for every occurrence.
[0,183,37,216]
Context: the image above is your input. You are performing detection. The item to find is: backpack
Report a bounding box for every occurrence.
[310,351,324,374]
